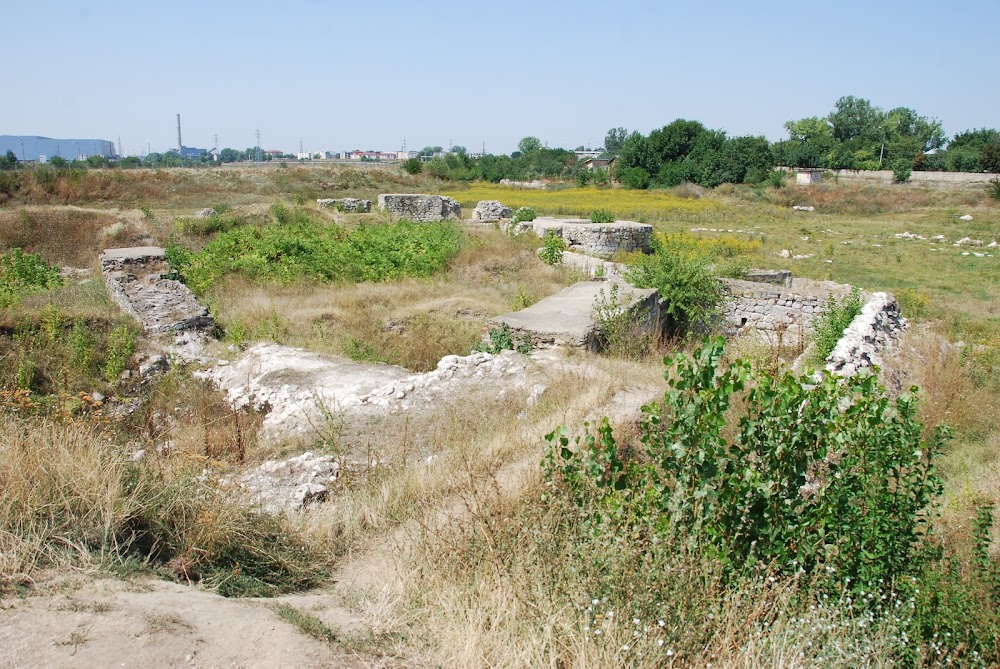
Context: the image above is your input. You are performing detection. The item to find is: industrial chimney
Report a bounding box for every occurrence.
[177,114,182,154]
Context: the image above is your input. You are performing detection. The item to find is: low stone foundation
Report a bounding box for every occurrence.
[377,194,461,221]
[101,247,214,334]
[317,197,371,213]
[528,218,653,258]
[722,278,851,343]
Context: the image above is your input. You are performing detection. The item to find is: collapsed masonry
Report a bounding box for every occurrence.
[101,247,214,335]
[377,194,461,221]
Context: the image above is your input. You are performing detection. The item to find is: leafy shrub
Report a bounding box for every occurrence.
[989,178,1000,202]
[812,286,863,362]
[104,323,137,382]
[0,248,62,307]
[269,203,314,226]
[619,166,651,190]
[474,322,532,355]
[169,219,463,295]
[892,159,912,183]
[539,230,565,266]
[402,157,423,175]
[511,207,536,224]
[544,338,945,588]
[590,209,615,223]
[766,169,786,188]
[625,237,724,337]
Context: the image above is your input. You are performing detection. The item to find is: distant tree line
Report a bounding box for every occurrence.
[773,96,1000,173]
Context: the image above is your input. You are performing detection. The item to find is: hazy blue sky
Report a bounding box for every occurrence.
[3,0,998,156]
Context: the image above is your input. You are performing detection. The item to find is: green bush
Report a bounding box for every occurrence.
[512,207,536,224]
[474,322,532,355]
[544,338,945,587]
[812,286,863,362]
[169,219,463,294]
[625,238,723,337]
[401,157,423,175]
[539,230,565,265]
[892,159,912,183]
[988,178,1000,202]
[590,209,615,223]
[0,248,63,307]
[619,166,651,190]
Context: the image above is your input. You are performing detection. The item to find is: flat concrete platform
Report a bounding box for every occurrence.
[101,246,165,260]
[488,279,659,350]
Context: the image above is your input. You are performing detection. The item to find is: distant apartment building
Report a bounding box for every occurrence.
[347,150,398,161]
[265,149,285,159]
[0,135,118,162]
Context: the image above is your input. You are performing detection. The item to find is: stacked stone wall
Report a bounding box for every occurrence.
[530,218,653,258]
[317,198,371,213]
[377,194,461,221]
[723,279,827,342]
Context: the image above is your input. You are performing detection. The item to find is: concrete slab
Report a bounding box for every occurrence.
[101,246,165,260]
[488,279,660,350]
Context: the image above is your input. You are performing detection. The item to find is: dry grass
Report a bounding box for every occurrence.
[0,207,154,267]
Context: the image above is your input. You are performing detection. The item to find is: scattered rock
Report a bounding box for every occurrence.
[193,208,216,218]
[224,451,341,514]
[139,354,169,377]
[954,237,984,247]
[895,232,926,240]
[91,391,105,403]
[792,205,815,212]
[960,214,974,221]
[779,249,791,258]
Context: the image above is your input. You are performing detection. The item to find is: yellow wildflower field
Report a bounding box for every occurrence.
[440,185,717,221]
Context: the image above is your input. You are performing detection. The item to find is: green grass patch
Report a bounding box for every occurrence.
[168,218,464,294]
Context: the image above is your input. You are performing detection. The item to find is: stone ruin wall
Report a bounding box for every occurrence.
[377,194,461,222]
[529,219,654,258]
[101,247,214,335]
[316,198,371,213]
[722,278,831,345]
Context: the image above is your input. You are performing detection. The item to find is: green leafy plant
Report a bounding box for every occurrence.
[539,230,566,266]
[401,157,423,175]
[104,324,137,382]
[625,237,723,337]
[168,220,463,295]
[590,209,615,223]
[512,207,536,224]
[474,322,532,355]
[0,248,62,307]
[544,337,945,588]
[988,178,1000,202]
[811,286,863,362]
[892,159,912,183]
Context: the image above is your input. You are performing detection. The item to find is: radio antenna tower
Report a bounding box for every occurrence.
[255,129,262,162]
